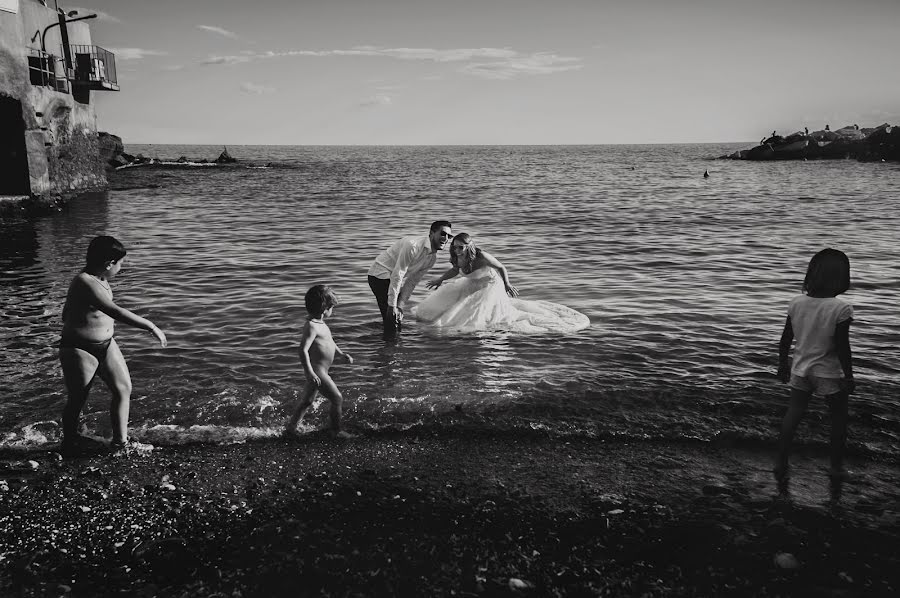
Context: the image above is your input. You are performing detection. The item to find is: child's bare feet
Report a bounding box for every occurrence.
[331,430,357,440]
[109,439,154,457]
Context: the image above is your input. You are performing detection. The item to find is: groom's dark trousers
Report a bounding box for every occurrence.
[368,275,401,340]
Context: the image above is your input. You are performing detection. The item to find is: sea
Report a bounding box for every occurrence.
[1,144,898,458]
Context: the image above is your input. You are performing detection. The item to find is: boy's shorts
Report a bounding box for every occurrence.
[789,374,843,397]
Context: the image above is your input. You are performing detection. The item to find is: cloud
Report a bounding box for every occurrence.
[199,46,582,79]
[160,65,185,72]
[459,53,583,80]
[203,55,251,65]
[107,48,167,61]
[240,82,276,95]
[359,93,392,107]
[197,25,239,39]
[352,47,518,62]
[68,7,121,23]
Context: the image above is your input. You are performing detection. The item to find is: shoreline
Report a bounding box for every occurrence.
[2,433,898,596]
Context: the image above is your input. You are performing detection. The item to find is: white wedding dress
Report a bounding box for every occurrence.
[411,266,590,333]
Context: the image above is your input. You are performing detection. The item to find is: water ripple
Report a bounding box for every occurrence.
[1,144,898,454]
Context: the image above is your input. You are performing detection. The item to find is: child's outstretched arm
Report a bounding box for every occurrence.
[79,276,167,347]
[426,266,460,289]
[777,316,793,382]
[481,251,519,297]
[835,319,855,394]
[298,322,321,386]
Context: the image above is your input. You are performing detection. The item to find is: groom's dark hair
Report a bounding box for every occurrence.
[430,220,452,233]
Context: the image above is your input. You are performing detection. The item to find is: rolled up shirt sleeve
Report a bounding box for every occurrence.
[387,240,416,308]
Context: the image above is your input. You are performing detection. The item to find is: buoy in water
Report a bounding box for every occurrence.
[703,169,710,178]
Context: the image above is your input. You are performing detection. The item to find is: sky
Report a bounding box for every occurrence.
[57,0,900,145]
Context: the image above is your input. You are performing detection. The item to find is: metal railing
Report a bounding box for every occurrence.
[69,44,118,89]
[27,48,70,93]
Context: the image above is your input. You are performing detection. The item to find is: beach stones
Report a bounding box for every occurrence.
[133,537,198,579]
[774,552,800,569]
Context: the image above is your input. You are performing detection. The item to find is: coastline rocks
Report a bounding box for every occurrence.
[215,146,237,164]
[97,132,240,169]
[724,123,899,162]
[97,132,124,168]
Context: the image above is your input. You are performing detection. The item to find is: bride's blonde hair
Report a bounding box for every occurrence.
[449,232,479,274]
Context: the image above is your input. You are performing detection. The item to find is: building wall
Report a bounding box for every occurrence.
[0,0,107,199]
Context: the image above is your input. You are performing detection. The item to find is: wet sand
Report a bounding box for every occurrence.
[1,432,898,597]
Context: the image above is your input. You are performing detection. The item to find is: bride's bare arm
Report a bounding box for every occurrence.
[426,266,460,289]
[480,252,519,297]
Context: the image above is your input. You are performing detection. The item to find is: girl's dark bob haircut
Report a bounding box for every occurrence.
[803,248,850,297]
[86,235,127,269]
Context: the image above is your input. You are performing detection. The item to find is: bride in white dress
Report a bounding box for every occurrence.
[410,233,590,334]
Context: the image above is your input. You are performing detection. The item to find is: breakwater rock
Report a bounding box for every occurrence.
[97,133,239,169]
[724,124,900,162]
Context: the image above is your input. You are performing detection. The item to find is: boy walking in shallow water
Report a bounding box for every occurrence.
[775,248,855,483]
[285,285,355,439]
[59,236,167,457]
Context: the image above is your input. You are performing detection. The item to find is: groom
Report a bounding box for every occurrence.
[368,220,453,339]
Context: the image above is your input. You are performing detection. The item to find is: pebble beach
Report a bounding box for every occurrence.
[2,431,898,597]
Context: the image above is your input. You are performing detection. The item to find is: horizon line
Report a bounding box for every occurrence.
[122,141,755,147]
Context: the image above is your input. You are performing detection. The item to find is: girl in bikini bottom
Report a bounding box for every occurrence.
[60,335,113,361]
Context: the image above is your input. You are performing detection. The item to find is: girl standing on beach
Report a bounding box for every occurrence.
[775,248,855,482]
[59,236,167,457]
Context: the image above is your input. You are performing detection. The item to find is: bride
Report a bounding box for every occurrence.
[411,233,590,333]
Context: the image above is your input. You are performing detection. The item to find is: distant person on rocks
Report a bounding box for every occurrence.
[775,248,855,485]
[59,236,167,458]
[285,285,355,439]
[367,220,453,340]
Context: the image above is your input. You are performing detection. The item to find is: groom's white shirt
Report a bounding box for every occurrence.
[368,236,437,309]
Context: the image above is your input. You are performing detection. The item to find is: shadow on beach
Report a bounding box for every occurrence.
[1,432,898,596]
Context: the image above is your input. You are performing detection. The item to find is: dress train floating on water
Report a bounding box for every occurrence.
[411,267,590,334]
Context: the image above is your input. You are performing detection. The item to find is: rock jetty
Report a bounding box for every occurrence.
[724,124,899,162]
[97,133,239,169]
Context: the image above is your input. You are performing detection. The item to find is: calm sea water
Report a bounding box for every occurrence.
[1,145,898,457]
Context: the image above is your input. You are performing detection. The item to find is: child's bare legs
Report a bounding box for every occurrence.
[775,387,812,480]
[98,340,133,445]
[827,390,849,474]
[285,380,318,436]
[59,348,100,444]
[316,374,355,438]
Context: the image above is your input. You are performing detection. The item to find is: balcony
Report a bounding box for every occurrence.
[27,49,70,93]
[70,45,119,91]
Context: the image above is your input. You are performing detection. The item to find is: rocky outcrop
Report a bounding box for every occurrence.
[215,146,236,164]
[97,132,124,168]
[97,134,240,169]
[724,124,899,162]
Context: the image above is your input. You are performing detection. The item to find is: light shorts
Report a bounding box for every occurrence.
[789,374,843,397]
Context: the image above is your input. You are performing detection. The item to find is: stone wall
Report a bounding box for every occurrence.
[0,0,107,204]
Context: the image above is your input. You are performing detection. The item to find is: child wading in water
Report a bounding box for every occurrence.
[285,285,355,439]
[59,236,167,457]
[775,248,855,483]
